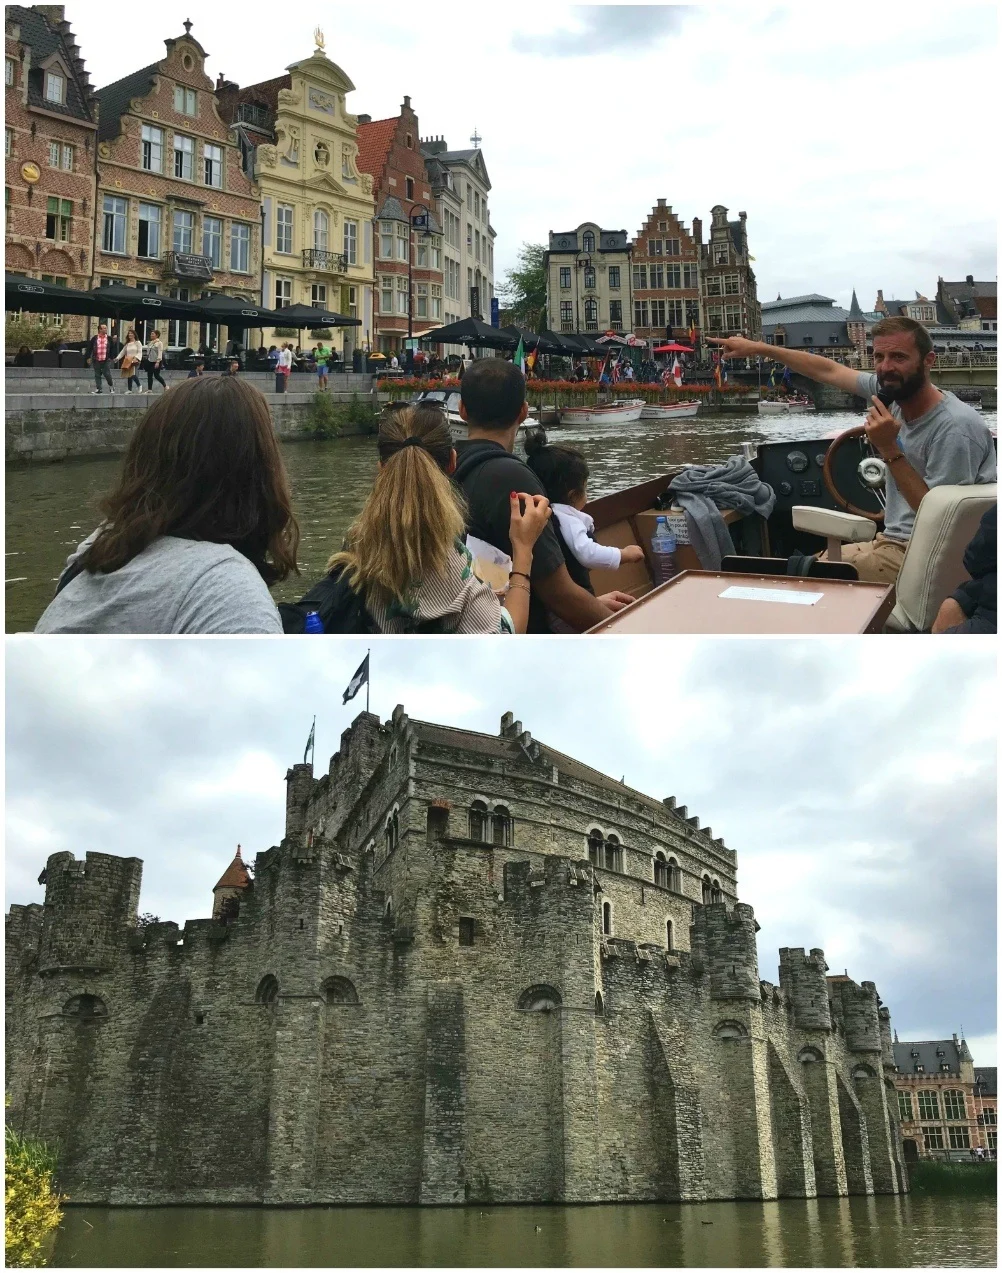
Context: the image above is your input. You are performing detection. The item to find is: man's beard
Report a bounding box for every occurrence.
[877,366,926,402]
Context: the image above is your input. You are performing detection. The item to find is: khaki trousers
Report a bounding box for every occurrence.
[819,532,907,584]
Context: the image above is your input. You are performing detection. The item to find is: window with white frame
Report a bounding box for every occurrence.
[379,221,394,259]
[48,141,60,168]
[583,265,595,289]
[707,304,724,331]
[650,299,666,327]
[633,264,647,290]
[396,276,409,314]
[664,238,681,255]
[705,275,723,295]
[380,276,393,314]
[172,209,194,254]
[5,128,13,157]
[5,57,14,86]
[430,283,442,320]
[141,125,163,172]
[648,238,663,256]
[44,70,65,103]
[343,219,357,265]
[203,143,223,188]
[275,278,292,309]
[923,1127,944,1150]
[60,143,73,171]
[202,215,221,269]
[634,300,649,328]
[137,203,162,258]
[173,134,194,180]
[230,222,250,272]
[665,264,681,288]
[466,222,472,250]
[686,300,700,324]
[897,1091,913,1121]
[430,240,441,270]
[416,242,428,268]
[683,263,697,288]
[724,274,741,295]
[725,303,741,329]
[46,196,72,241]
[311,283,327,307]
[714,244,729,265]
[102,194,126,253]
[667,300,684,327]
[944,1091,967,1121]
[396,226,408,261]
[416,282,428,318]
[276,204,294,253]
[174,85,197,116]
[582,231,595,252]
[917,1091,940,1120]
[313,209,329,251]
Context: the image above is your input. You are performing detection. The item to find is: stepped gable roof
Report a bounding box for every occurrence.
[95,63,160,141]
[974,1067,997,1095]
[848,289,864,320]
[8,5,96,124]
[892,1037,968,1074]
[214,846,251,892]
[356,116,397,182]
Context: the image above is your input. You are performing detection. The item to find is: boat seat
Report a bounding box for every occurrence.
[792,506,875,562]
[886,483,997,633]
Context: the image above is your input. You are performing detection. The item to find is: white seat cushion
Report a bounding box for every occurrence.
[792,506,876,543]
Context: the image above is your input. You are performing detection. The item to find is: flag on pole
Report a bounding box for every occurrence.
[782,365,792,387]
[304,716,316,765]
[714,358,723,390]
[343,654,369,705]
[688,323,697,346]
[513,336,526,374]
[769,365,777,388]
[525,344,538,376]
[597,353,611,384]
[671,358,683,387]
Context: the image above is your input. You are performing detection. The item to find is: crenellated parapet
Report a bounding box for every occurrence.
[828,977,882,1054]
[38,851,142,974]
[779,947,833,1033]
[690,901,760,1001]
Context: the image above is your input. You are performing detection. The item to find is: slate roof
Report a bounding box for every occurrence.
[847,289,864,320]
[941,279,997,301]
[974,1067,997,1096]
[766,321,853,347]
[95,63,160,141]
[7,5,95,125]
[214,846,251,892]
[356,117,397,183]
[762,294,836,311]
[430,148,491,188]
[893,1038,971,1075]
[374,194,441,233]
[762,301,849,326]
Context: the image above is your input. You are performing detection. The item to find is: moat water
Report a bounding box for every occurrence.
[50,1195,996,1267]
[6,408,997,633]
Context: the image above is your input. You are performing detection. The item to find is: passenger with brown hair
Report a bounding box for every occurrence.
[35,376,299,633]
[321,403,551,633]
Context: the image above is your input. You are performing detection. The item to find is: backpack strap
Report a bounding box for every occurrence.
[54,557,88,596]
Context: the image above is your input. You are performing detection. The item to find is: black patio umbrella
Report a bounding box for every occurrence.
[531,329,576,356]
[559,333,603,355]
[6,273,101,316]
[273,303,361,329]
[83,283,205,322]
[191,293,288,327]
[420,317,515,350]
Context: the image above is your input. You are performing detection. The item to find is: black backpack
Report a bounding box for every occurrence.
[278,567,451,634]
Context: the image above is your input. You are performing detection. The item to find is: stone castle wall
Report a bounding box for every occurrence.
[5,708,908,1205]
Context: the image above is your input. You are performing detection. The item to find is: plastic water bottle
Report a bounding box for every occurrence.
[304,610,325,634]
[650,516,680,587]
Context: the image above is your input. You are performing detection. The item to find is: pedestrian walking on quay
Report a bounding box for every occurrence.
[314,342,330,390]
[144,329,167,393]
[275,342,292,393]
[87,323,119,394]
[35,376,299,635]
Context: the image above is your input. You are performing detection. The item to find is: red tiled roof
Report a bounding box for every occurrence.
[356,116,397,185]
[214,845,251,891]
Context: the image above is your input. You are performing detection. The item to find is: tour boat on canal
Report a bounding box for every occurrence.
[758,397,813,415]
[639,401,701,421]
[557,398,646,425]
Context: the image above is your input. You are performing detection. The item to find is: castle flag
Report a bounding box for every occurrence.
[304,717,315,765]
[343,654,369,705]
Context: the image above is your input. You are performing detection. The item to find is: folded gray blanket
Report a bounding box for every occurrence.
[668,457,776,570]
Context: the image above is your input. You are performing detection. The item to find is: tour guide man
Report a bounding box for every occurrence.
[709,317,996,584]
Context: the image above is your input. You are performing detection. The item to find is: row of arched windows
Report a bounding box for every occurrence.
[653,851,682,892]
[384,807,400,856]
[468,801,513,846]
[255,974,359,1006]
[702,875,723,905]
[588,830,622,873]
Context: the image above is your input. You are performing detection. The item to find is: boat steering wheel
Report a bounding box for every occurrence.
[822,426,886,523]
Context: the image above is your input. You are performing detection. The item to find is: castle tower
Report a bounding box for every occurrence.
[211,846,252,922]
[846,289,867,361]
[690,902,760,1001]
[779,947,833,1032]
[38,851,142,973]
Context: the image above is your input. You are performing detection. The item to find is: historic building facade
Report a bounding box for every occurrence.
[421,136,495,329]
[761,293,859,361]
[935,275,997,332]
[5,4,98,340]
[6,708,908,1206]
[356,98,444,356]
[629,200,701,348]
[699,205,761,339]
[892,1035,993,1161]
[92,22,261,350]
[217,38,374,358]
[545,224,633,336]
[873,291,937,326]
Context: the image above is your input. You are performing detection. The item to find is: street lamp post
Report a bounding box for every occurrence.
[407,203,431,349]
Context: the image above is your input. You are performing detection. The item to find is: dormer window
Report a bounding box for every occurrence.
[44,70,65,104]
[582,231,595,253]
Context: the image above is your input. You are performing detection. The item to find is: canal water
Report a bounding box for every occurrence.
[50,1195,996,1267]
[6,408,996,633]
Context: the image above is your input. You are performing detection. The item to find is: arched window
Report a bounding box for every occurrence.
[313,209,329,251]
[62,994,107,1019]
[391,807,400,851]
[654,852,668,888]
[469,800,488,841]
[713,1020,746,1040]
[256,975,279,1006]
[711,878,722,904]
[582,231,595,253]
[323,976,359,1005]
[665,919,673,950]
[587,829,604,867]
[702,875,713,905]
[384,815,394,858]
[604,834,621,873]
[583,266,596,289]
[602,901,612,936]
[584,297,598,327]
[492,805,512,847]
[517,984,562,1011]
[667,857,681,892]
[797,1046,823,1064]
[595,991,604,1015]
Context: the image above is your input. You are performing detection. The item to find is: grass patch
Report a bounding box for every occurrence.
[908,1159,996,1195]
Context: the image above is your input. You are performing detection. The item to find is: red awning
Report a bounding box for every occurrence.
[654,343,693,353]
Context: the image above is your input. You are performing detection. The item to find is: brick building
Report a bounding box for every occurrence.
[892,1034,991,1161]
[699,205,761,339]
[5,4,98,340]
[873,291,937,326]
[356,98,445,355]
[6,706,908,1206]
[93,21,261,350]
[973,1067,997,1156]
[936,275,997,333]
[629,199,701,349]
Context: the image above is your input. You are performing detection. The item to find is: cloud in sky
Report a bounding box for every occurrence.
[56,2,997,308]
[5,637,996,1063]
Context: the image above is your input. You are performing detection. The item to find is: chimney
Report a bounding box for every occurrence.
[692,216,702,244]
[966,274,974,285]
[357,113,371,124]
[402,95,411,109]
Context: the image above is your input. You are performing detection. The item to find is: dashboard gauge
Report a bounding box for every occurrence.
[786,450,809,474]
[815,453,827,469]
[778,481,793,496]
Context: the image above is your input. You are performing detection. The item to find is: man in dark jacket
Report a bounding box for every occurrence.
[931,504,996,633]
[453,360,633,633]
[86,324,121,394]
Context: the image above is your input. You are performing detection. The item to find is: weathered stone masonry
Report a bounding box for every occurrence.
[5,707,908,1205]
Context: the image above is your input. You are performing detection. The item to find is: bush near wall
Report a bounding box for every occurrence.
[908,1159,996,1195]
[5,1124,64,1268]
[303,391,378,439]
[5,318,66,354]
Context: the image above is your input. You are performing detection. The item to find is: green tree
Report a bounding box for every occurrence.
[5,1123,64,1267]
[499,243,547,331]
[5,317,66,354]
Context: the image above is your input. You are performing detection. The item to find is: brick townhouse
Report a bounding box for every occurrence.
[700,205,761,340]
[356,97,445,355]
[630,199,701,350]
[92,20,261,349]
[5,4,98,340]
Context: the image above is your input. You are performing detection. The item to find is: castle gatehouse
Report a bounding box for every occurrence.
[5,707,908,1205]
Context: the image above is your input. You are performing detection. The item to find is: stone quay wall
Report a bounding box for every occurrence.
[5,708,909,1206]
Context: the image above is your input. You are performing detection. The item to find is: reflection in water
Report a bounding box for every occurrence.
[50,1195,995,1267]
[6,408,996,633]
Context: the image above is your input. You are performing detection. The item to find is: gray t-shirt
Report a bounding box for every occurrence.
[856,373,996,541]
[35,534,283,634]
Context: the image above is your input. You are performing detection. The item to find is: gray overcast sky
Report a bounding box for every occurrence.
[59,1,997,311]
[5,637,996,1064]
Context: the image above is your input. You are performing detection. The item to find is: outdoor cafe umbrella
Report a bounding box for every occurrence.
[6,273,103,317]
[419,317,515,350]
[499,326,569,356]
[273,303,361,330]
[83,283,205,321]
[654,343,694,354]
[191,293,288,327]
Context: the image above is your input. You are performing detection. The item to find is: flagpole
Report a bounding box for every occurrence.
[366,647,370,714]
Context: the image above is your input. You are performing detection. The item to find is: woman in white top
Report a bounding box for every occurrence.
[144,329,167,392]
[275,343,293,393]
[115,328,144,393]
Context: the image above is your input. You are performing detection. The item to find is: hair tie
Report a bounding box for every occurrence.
[400,436,425,450]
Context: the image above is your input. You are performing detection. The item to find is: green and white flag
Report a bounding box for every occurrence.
[514,336,526,374]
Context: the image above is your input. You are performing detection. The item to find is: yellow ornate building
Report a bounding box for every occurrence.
[218,37,374,357]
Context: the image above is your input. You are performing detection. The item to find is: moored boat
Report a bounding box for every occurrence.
[758,397,813,415]
[639,401,701,421]
[410,388,536,441]
[557,398,645,425]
